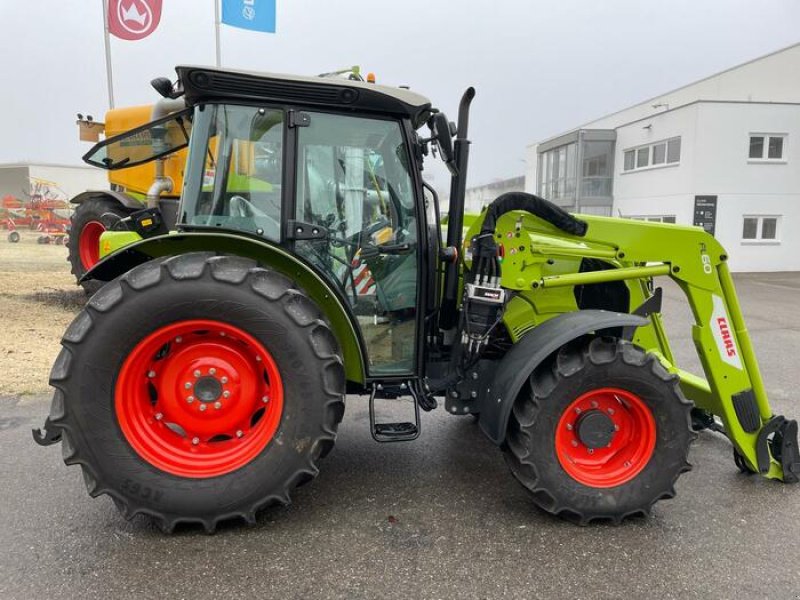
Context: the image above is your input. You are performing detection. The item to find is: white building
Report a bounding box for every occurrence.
[464,176,525,214]
[0,163,107,201]
[525,43,800,272]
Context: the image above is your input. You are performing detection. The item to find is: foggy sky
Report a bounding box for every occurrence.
[1,0,799,188]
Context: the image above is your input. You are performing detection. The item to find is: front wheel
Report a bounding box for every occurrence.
[504,337,695,524]
[7,230,19,243]
[46,253,346,532]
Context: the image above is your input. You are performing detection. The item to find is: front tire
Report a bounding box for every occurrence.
[504,337,695,524]
[47,253,346,532]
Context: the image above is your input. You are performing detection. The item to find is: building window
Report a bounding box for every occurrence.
[652,142,666,165]
[636,147,649,168]
[538,142,577,202]
[623,137,681,172]
[742,215,780,242]
[627,215,677,224]
[749,134,786,161]
[624,150,635,171]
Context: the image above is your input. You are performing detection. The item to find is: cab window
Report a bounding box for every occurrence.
[182,104,283,240]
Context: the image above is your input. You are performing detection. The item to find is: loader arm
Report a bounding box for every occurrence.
[480,211,799,482]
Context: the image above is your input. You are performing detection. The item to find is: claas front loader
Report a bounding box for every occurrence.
[34,65,799,532]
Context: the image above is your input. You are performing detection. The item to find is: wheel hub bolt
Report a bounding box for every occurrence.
[608,408,615,415]
[155,412,163,421]
[575,407,582,414]
[236,430,244,438]
[192,437,200,445]
[566,423,573,431]
[147,370,156,378]
[571,440,578,447]
[591,400,598,408]
[209,368,216,375]
[194,370,202,378]
[262,396,269,404]
[214,401,222,410]
[223,391,231,399]
[175,336,183,343]
[587,448,594,454]
[184,382,192,389]
[614,424,620,431]
[221,376,229,384]
[255,355,262,362]
[624,461,632,468]
[199,404,207,412]
[187,396,194,403]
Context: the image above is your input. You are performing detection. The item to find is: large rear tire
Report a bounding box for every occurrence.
[67,196,132,294]
[503,336,695,524]
[46,253,346,532]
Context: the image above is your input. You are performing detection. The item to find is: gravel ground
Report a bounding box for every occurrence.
[0,232,84,395]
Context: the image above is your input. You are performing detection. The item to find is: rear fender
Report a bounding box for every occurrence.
[477,310,648,444]
[70,190,146,211]
[84,231,367,384]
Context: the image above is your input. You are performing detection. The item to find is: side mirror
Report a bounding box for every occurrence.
[430,112,458,176]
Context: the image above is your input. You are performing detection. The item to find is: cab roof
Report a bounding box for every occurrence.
[176,65,434,128]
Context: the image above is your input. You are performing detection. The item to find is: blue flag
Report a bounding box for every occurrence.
[221,0,276,33]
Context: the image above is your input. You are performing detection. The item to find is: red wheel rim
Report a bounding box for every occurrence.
[115,320,284,478]
[555,387,656,488]
[78,221,106,270]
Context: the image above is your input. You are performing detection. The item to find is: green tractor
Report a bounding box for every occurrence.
[34,66,798,532]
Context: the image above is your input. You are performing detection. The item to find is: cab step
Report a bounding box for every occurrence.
[368,382,421,443]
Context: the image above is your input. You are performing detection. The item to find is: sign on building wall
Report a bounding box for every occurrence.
[693,195,718,236]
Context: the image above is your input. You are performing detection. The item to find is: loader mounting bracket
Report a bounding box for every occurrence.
[32,418,61,447]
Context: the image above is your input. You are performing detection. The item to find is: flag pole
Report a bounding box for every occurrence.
[214,0,222,67]
[102,0,115,108]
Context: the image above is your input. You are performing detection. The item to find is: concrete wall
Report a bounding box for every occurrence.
[613,102,800,272]
[0,166,30,199]
[613,103,699,218]
[464,176,525,214]
[27,164,108,199]
[0,164,108,201]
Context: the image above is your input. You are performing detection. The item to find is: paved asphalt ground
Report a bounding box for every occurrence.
[2,273,800,599]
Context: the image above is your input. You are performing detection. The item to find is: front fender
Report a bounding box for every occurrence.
[477,310,649,444]
[84,231,367,384]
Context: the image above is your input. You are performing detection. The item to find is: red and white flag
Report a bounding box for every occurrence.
[108,0,163,41]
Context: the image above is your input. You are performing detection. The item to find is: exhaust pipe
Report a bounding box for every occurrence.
[439,87,476,330]
[146,97,186,208]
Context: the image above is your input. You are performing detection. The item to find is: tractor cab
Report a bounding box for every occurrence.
[83,66,452,378]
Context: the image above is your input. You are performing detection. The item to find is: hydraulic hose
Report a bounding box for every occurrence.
[480,191,588,237]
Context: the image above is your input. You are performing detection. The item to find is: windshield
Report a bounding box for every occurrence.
[83,109,192,170]
[181,104,284,240]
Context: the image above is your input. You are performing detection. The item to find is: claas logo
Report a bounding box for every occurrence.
[716,317,737,357]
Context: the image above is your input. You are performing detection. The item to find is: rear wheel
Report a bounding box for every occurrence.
[67,196,132,294]
[7,230,19,243]
[504,337,695,524]
[47,253,346,532]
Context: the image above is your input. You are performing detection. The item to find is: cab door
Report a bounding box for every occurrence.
[291,111,420,376]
